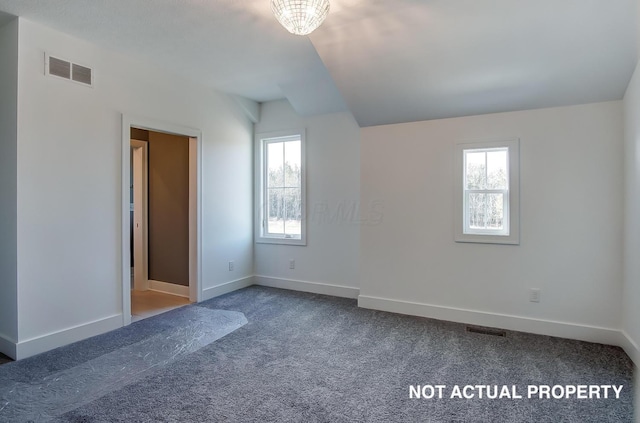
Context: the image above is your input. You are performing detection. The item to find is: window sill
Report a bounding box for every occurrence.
[256,237,307,246]
[455,233,519,245]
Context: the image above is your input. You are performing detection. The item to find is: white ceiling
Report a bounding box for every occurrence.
[0,0,636,127]
[311,0,638,126]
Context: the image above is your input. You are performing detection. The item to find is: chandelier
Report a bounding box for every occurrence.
[270,0,331,36]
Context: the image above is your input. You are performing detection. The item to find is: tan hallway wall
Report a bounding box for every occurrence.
[131,128,189,287]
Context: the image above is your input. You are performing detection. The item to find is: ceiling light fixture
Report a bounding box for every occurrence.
[270,0,330,36]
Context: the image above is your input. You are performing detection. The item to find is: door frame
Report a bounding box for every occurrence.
[121,114,203,326]
[131,139,149,291]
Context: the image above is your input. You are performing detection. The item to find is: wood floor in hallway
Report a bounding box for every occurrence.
[131,290,191,322]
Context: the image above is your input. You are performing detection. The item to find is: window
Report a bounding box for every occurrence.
[454,138,520,245]
[255,130,306,245]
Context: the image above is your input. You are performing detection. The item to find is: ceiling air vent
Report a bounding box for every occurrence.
[45,54,93,87]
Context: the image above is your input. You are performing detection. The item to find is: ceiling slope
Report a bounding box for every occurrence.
[0,0,346,115]
[310,0,638,127]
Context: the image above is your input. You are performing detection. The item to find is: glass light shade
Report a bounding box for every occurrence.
[270,0,330,36]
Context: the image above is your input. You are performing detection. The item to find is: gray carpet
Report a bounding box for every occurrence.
[0,286,634,422]
[0,307,246,421]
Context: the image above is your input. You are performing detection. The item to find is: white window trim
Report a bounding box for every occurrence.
[255,129,307,246]
[454,138,520,245]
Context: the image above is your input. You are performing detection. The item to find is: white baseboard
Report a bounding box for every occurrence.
[254,276,360,299]
[358,295,622,347]
[202,276,254,301]
[148,280,190,298]
[619,330,640,366]
[5,281,636,366]
[0,332,17,360]
[15,314,122,360]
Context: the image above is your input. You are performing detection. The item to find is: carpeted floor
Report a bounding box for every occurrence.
[0,286,634,422]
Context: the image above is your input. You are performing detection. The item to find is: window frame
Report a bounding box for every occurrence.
[454,138,520,245]
[255,129,307,246]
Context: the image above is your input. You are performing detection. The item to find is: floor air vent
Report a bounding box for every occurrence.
[466,326,506,337]
[45,54,93,87]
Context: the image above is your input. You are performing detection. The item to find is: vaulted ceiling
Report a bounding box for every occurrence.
[0,0,636,127]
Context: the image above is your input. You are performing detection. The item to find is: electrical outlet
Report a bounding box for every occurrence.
[289,259,295,270]
[228,261,234,272]
[529,288,540,303]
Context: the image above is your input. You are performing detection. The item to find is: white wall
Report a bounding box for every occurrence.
[254,100,360,297]
[623,60,640,365]
[360,102,624,344]
[14,18,253,357]
[0,18,19,357]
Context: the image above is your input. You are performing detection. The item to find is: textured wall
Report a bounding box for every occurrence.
[360,101,624,339]
[0,17,18,357]
[15,18,253,348]
[623,58,640,365]
[254,100,361,291]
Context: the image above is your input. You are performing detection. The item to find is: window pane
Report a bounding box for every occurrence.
[284,187,301,237]
[468,192,485,229]
[284,140,301,187]
[267,140,301,237]
[487,149,508,189]
[485,193,504,229]
[267,188,284,234]
[468,193,504,230]
[456,139,519,244]
[267,142,284,188]
[258,131,306,245]
[465,151,486,189]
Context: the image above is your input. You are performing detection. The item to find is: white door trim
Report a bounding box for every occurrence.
[131,139,149,292]
[121,115,203,326]
[188,137,199,302]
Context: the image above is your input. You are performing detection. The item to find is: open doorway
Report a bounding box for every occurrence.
[130,130,193,321]
[122,115,202,326]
